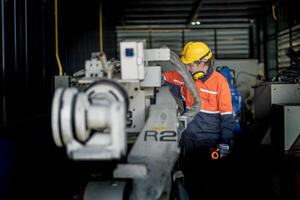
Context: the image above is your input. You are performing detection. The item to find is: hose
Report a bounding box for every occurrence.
[169,51,200,123]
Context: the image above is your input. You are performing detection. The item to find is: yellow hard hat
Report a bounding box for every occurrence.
[181,42,213,64]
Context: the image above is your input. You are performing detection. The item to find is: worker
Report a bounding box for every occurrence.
[179,41,234,199]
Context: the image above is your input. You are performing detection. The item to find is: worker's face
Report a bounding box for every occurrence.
[185,61,208,74]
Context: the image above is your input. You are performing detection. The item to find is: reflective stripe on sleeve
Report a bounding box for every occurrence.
[173,79,184,85]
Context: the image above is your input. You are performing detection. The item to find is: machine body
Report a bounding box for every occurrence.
[51,41,196,199]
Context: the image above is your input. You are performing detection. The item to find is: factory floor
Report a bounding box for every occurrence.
[181,144,283,200]
[182,134,300,200]
[0,115,299,200]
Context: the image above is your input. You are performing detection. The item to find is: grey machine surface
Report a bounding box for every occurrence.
[253,83,300,120]
[51,40,198,200]
[271,104,300,154]
[253,83,300,144]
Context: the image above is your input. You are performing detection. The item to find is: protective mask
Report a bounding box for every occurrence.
[192,71,205,80]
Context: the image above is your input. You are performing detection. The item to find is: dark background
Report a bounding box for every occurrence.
[1,0,300,199]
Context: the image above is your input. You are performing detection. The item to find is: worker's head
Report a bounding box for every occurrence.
[181,41,214,79]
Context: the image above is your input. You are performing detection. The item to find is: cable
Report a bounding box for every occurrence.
[272,67,300,83]
[55,0,63,76]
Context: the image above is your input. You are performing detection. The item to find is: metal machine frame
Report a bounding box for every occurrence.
[51,40,197,199]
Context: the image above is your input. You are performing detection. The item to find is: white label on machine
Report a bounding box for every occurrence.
[120,41,145,80]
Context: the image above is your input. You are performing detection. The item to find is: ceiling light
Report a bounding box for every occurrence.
[191,21,201,26]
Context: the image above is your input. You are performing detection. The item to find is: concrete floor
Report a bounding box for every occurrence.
[1,115,299,200]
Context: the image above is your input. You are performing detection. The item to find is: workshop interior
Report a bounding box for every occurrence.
[1,0,300,199]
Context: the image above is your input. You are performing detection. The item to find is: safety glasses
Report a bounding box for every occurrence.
[185,60,206,68]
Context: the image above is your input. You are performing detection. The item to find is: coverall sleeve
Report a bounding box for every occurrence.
[162,71,184,86]
[218,80,234,144]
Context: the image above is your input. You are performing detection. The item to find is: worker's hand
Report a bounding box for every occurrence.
[217,143,230,159]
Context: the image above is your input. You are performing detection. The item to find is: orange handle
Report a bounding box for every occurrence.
[211,149,219,160]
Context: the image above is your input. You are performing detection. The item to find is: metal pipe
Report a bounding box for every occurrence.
[24,0,28,89]
[170,51,200,123]
[13,0,18,72]
[2,0,6,87]
[99,52,108,73]
[41,0,46,87]
[55,0,63,76]
[187,0,203,25]
[99,0,103,52]
[1,0,7,123]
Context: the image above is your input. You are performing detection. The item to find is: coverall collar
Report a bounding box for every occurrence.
[200,66,214,83]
